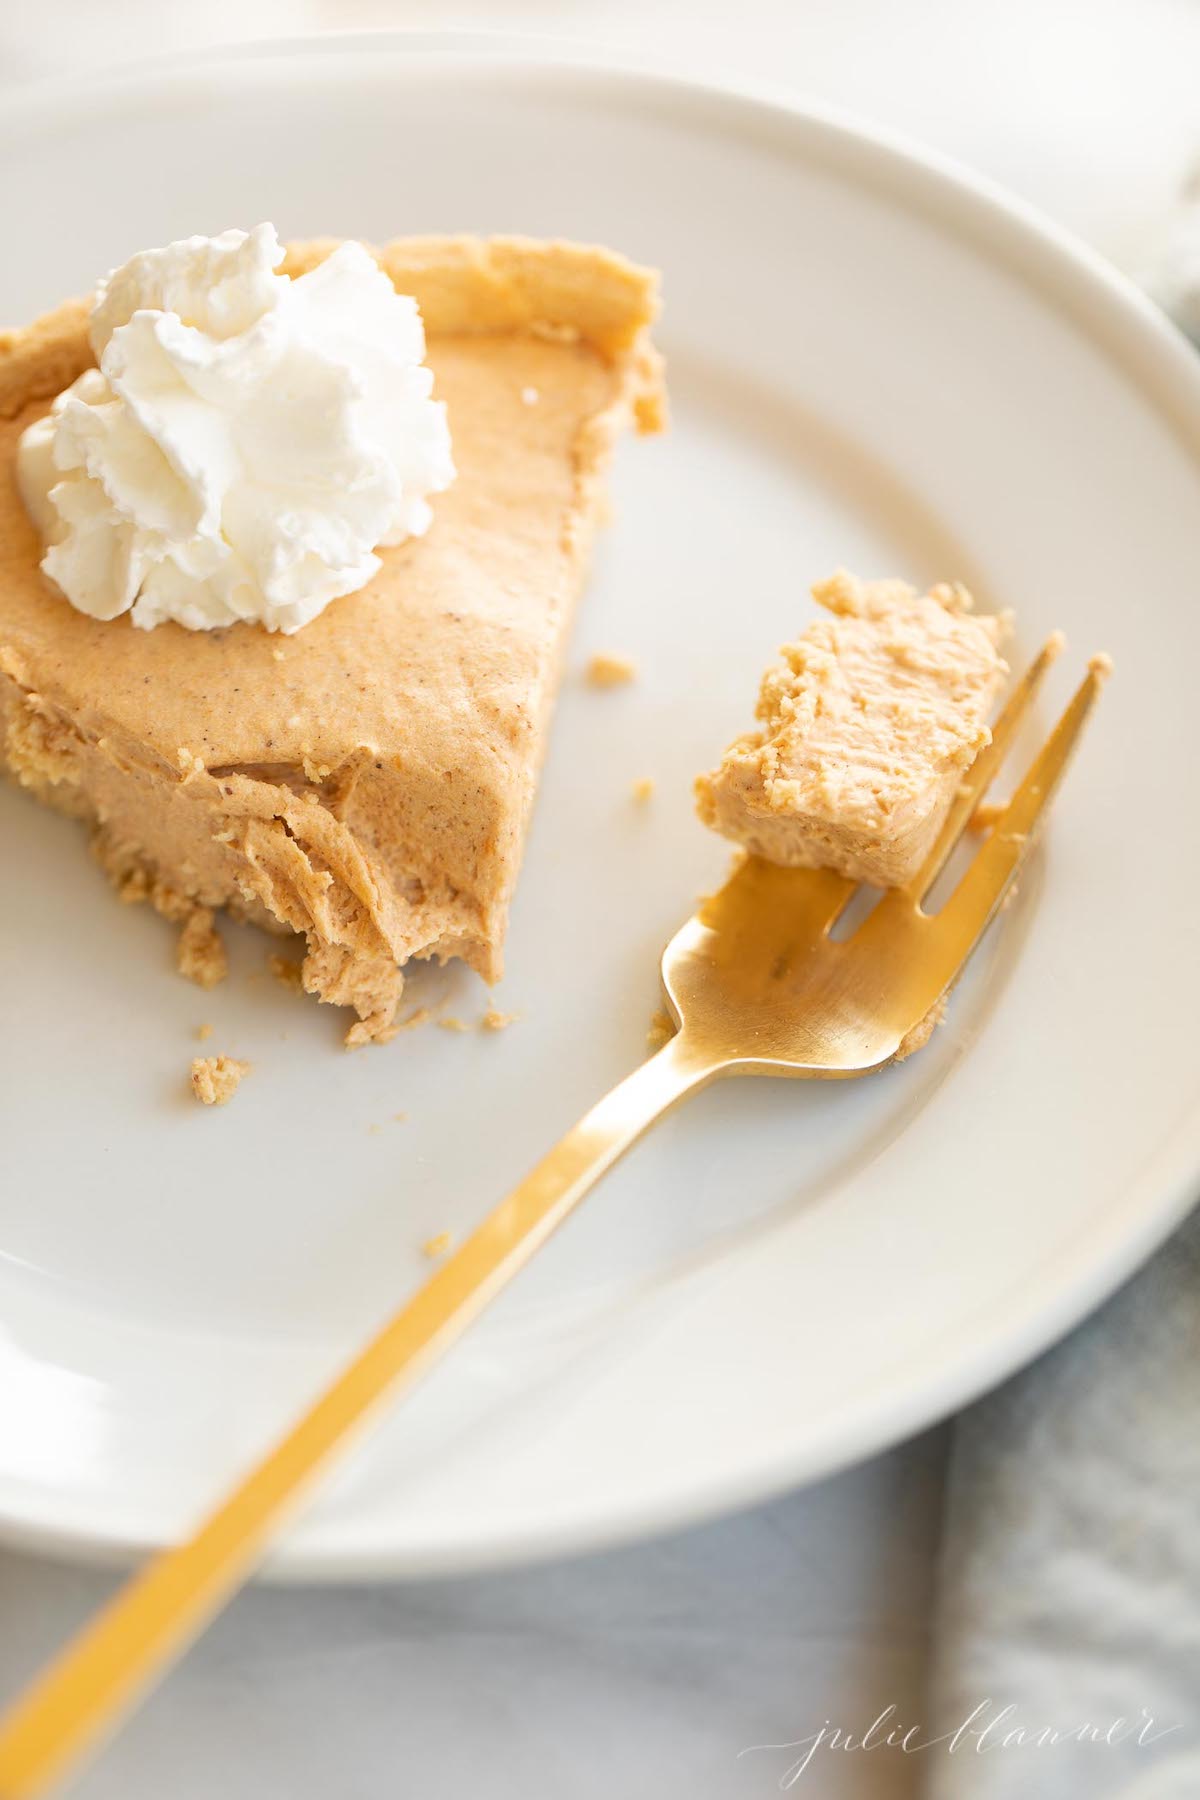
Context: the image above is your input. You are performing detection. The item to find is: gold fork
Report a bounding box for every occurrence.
[0,638,1106,1800]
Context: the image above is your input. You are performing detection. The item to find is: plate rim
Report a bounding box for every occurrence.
[1,31,1198,1581]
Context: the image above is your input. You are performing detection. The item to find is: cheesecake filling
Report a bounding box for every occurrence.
[696,571,1010,887]
[17,225,455,634]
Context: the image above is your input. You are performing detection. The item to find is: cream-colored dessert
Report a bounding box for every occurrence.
[696,571,1009,887]
[1,235,664,1041]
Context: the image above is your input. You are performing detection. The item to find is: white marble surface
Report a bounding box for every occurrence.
[0,5,1195,1797]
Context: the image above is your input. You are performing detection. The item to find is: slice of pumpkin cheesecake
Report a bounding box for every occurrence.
[0,233,664,1042]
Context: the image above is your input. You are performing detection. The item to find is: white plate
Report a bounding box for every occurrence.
[1,37,1198,1580]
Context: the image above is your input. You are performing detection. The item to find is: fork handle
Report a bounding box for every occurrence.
[0,1031,720,1800]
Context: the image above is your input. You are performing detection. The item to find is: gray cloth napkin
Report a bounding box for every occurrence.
[926,1205,1200,1798]
[924,213,1200,1800]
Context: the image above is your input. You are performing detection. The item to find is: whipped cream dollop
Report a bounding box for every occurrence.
[17,224,455,633]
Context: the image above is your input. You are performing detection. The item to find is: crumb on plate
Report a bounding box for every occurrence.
[586,651,638,688]
[345,1005,431,1049]
[422,1231,454,1259]
[481,1007,518,1032]
[631,776,655,803]
[437,1015,470,1033]
[894,996,947,1063]
[190,1055,249,1107]
[196,1022,213,1042]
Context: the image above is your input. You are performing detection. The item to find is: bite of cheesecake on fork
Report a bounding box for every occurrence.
[695,570,1013,887]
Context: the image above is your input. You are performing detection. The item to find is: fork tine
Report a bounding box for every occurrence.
[930,655,1110,956]
[910,632,1066,900]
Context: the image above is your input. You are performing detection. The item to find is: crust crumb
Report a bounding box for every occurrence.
[345,1004,430,1049]
[196,1022,213,1042]
[631,776,655,803]
[481,1007,518,1032]
[300,747,332,783]
[106,851,194,923]
[176,908,228,989]
[190,1055,249,1106]
[894,996,947,1062]
[5,693,81,789]
[586,651,638,688]
[113,863,149,905]
[267,951,304,992]
[422,1231,454,1259]
[437,1015,470,1033]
